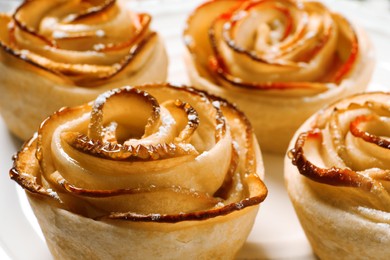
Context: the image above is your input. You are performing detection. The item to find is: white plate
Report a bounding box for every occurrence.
[1,0,390,259]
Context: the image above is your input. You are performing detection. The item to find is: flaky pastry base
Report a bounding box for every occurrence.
[28,194,258,260]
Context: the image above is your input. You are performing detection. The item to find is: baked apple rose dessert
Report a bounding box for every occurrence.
[10,84,267,259]
[0,0,167,140]
[285,92,390,259]
[184,0,374,153]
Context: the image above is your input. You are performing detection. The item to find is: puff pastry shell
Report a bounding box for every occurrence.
[184,0,374,153]
[285,92,390,259]
[0,0,167,140]
[10,84,267,260]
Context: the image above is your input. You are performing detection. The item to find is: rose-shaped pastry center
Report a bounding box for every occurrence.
[289,94,390,222]
[185,0,359,95]
[11,85,267,221]
[0,0,157,86]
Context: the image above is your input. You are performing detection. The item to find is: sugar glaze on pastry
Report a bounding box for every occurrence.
[10,84,267,259]
[184,0,374,153]
[0,0,167,140]
[285,92,390,259]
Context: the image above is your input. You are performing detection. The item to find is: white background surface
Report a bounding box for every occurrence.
[0,0,390,259]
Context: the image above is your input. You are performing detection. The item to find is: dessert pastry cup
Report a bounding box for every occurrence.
[184,0,375,154]
[10,83,268,260]
[0,0,168,140]
[285,92,390,259]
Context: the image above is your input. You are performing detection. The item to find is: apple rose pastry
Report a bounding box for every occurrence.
[285,92,390,259]
[10,84,267,259]
[0,0,167,141]
[184,0,374,153]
